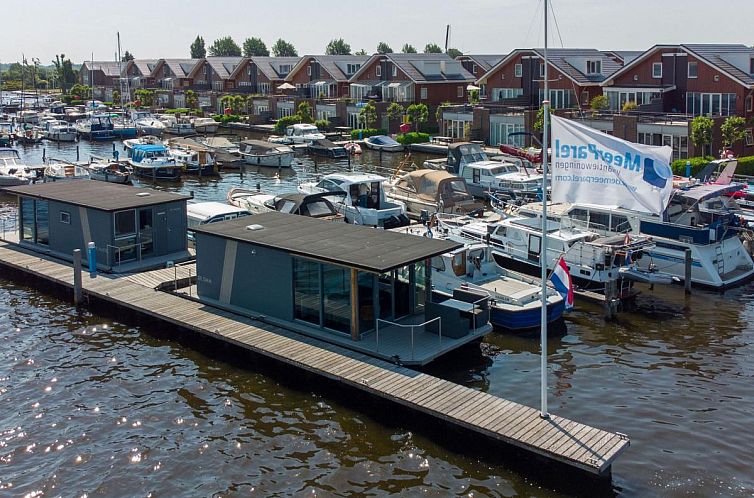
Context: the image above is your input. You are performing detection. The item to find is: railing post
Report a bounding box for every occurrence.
[411,325,415,361]
[376,320,380,354]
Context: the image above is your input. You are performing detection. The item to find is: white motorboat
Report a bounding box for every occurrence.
[298,172,410,228]
[165,121,194,136]
[44,159,90,182]
[42,120,77,142]
[123,135,164,157]
[227,188,345,220]
[84,157,131,184]
[0,148,34,187]
[239,140,294,168]
[201,136,241,167]
[191,117,219,134]
[364,134,404,152]
[268,123,325,145]
[131,111,166,136]
[167,141,217,175]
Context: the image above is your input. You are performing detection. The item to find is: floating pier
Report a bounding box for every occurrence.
[0,239,629,477]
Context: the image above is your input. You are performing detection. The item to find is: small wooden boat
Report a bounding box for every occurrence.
[44,159,90,182]
[85,157,131,184]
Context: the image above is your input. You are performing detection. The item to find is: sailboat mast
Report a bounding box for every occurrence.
[91,52,95,109]
[539,0,550,419]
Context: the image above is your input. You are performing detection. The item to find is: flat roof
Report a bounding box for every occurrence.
[192,211,462,273]
[5,182,191,212]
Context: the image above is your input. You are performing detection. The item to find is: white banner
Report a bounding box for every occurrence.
[550,115,673,215]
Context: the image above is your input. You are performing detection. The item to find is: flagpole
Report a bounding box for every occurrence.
[540,0,550,419]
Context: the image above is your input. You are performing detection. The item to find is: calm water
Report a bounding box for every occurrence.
[1,140,753,497]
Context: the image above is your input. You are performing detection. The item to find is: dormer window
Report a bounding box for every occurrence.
[346,63,361,75]
[279,64,292,75]
[586,60,601,75]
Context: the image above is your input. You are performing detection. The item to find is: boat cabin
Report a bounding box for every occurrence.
[192,212,492,365]
[5,182,191,272]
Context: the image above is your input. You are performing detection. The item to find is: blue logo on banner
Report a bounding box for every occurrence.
[642,158,672,188]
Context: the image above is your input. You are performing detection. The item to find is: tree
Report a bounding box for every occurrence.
[406,103,428,132]
[272,39,298,57]
[325,38,351,55]
[435,101,451,126]
[468,89,479,105]
[52,54,76,93]
[386,102,405,122]
[112,89,120,105]
[401,44,417,54]
[354,49,367,56]
[297,101,313,123]
[358,101,377,129]
[208,36,241,57]
[243,37,269,57]
[185,89,198,110]
[424,43,442,54]
[377,42,393,54]
[122,51,134,62]
[446,48,463,58]
[533,106,549,132]
[190,35,206,58]
[69,84,92,100]
[589,95,609,112]
[134,88,154,107]
[690,116,714,156]
[721,116,747,147]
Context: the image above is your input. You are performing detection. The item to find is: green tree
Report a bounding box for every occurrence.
[533,106,549,132]
[272,39,298,57]
[358,101,377,129]
[69,83,91,99]
[122,51,134,62]
[435,101,451,125]
[721,115,747,147]
[690,115,714,156]
[135,88,154,107]
[386,102,405,121]
[424,43,442,54]
[589,94,609,111]
[325,38,351,55]
[208,36,241,57]
[52,54,76,93]
[297,101,313,123]
[185,89,198,110]
[377,42,393,54]
[401,44,417,54]
[446,48,463,58]
[112,89,121,105]
[243,37,269,57]
[468,89,479,105]
[190,35,206,58]
[354,48,367,56]
[406,103,429,131]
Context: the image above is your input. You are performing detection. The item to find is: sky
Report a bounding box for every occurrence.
[2,0,753,64]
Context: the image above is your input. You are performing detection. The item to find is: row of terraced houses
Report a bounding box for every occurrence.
[80,44,754,159]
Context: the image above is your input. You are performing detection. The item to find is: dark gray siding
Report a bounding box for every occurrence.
[152,200,187,255]
[195,232,226,300]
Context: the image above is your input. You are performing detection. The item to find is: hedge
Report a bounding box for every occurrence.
[211,114,241,124]
[164,108,190,115]
[350,128,386,139]
[672,155,754,177]
[396,132,430,145]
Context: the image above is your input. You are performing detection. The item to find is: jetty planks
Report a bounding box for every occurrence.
[0,241,629,475]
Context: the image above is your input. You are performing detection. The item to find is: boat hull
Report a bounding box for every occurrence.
[44,131,77,142]
[490,300,565,331]
[242,152,294,168]
[133,166,181,181]
[0,176,30,187]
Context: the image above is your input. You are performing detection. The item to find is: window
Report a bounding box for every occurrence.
[490,88,523,101]
[431,256,445,272]
[652,62,662,79]
[539,62,545,78]
[750,58,754,74]
[688,62,698,78]
[114,210,136,236]
[278,64,292,75]
[457,86,464,98]
[472,64,477,75]
[747,95,753,112]
[392,64,397,77]
[294,258,321,325]
[420,87,427,99]
[60,211,71,224]
[346,63,361,75]
[376,65,381,77]
[139,209,154,256]
[307,65,311,76]
[686,92,737,116]
[586,60,601,75]
[514,63,522,77]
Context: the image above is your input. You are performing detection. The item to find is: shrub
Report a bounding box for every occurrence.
[70,99,84,106]
[211,114,241,124]
[274,115,301,133]
[671,156,715,176]
[350,128,386,139]
[622,101,638,112]
[314,119,330,132]
[396,132,430,145]
[164,108,190,115]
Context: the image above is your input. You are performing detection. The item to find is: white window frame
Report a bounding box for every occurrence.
[420,87,427,100]
[514,63,522,77]
[376,65,381,78]
[539,63,545,78]
[392,65,397,77]
[586,60,601,75]
[60,211,71,224]
[457,86,463,98]
[688,62,698,78]
[307,66,312,76]
[472,64,477,75]
[652,62,662,79]
[746,95,753,112]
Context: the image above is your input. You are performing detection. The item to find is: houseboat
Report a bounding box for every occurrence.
[239,140,294,168]
[298,173,410,228]
[127,143,181,181]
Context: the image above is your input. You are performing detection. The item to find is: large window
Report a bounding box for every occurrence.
[20,198,34,242]
[490,87,523,101]
[139,208,153,257]
[685,92,737,116]
[294,258,321,325]
[114,210,137,263]
[35,201,49,246]
[293,258,353,334]
[322,264,351,334]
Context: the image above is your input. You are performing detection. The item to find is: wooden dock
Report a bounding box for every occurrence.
[0,240,629,477]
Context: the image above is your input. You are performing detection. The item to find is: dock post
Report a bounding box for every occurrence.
[684,249,692,294]
[76,146,80,161]
[73,249,82,305]
[604,280,618,319]
[42,148,46,162]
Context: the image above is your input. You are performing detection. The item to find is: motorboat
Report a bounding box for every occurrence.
[111,116,138,139]
[84,156,131,184]
[344,142,362,155]
[386,169,485,219]
[364,135,403,152]
[191,117,220,134]
[167,139,217,175]
[74,114,116,141]
[239,139,294,168]
[42,120,77,142]
[14,125,43,144]
[127,143,181,181]
[186,201,251,244]
[132,112,166,136]
[200,136,241,167]
[306,138,348,158]
[0,148,34,187]
[18,110,39,125]
[164,121,194,136]
[0,121,14,147]
[123,135,164,158]
[43,159,90,182]
[298,173,410,228]
[228,188,345,221]
[268,123,325,145]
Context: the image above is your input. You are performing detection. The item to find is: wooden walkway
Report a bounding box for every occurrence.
[0,240,629,476]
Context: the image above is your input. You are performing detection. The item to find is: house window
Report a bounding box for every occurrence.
[539,63,545,78]
[346,63,361,75]
[247,67,251,76]
[376,65,381,77]
[60,211,71,224]
[652,62,662,79]
[307,66,311,76]
[747,95,753,112]
[586,60,601,75]
[688,62,698,78]
[750,58,754,74]
[581,91,589,106]
[472,64,477,75]
[514,63,522,77]
[392,65,397,77]
[420,87,427,100]
[457,86,464,98]
[279,64,292,75]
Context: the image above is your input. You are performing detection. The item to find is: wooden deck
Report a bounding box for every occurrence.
[0,240,630,476]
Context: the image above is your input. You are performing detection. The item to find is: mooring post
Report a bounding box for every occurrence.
[73,249,82,305]
[684,249,692,294]
[76,145,80,161]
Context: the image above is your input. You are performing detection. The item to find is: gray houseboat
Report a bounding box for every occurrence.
[6,182,191,272]
[192,212,492,365]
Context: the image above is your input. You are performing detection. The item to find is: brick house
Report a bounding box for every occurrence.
[123,59,158,89]
[78,61,122,88]
[475,48,623,109]
[186,57,244,92]
[456,54,507,79]
[285,55,369,99]
[600,44,754,118]
[229,56,302,94]
[149,59,200,91]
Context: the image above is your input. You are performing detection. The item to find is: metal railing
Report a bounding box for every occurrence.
[104,242,144,268]
[0,216,17,241]
[375,316,442,361]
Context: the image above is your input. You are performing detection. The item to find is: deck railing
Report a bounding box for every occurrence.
[375,316,442,361]
[0,216,17,241]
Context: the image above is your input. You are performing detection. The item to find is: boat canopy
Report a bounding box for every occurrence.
[369,135,399,146]
[132,144,167,152]
[241,139,287,151]
[396,170,469,203]
[674,183,744,203]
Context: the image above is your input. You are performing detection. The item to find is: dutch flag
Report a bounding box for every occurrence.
[550,256,574,311]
